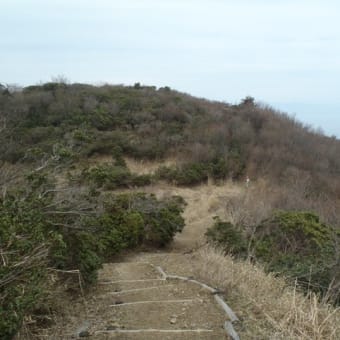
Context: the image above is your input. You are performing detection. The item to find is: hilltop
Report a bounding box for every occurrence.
[0,82,339,339]
[1,82,339,195]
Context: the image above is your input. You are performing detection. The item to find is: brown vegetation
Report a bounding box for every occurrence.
[193,246,340,340]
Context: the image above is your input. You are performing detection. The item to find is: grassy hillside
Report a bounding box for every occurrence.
[1,82,340,338]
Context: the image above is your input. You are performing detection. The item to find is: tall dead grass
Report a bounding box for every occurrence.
[193,246,340,340]
[124,157,177,175]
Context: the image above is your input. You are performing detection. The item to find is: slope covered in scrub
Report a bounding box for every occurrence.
[1,82,340,339]
[1,82,339,196]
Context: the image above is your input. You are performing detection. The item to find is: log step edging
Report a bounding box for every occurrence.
[153,264,241,340]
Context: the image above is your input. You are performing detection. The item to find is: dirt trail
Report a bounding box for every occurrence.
[44,160,242,339]
[149,183,241,251]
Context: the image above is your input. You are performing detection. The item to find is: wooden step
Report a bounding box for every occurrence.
[98,262,160,281]
[92,328,228,339]
[96,278,169,293]
[95,282,209,304]
[86,298,225,331]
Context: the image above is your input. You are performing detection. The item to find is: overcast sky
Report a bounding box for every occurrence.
[1,0,340,137]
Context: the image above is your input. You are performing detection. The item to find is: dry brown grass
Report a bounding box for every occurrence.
[191,246,340,340]
[124,157,177,175]
[143,181,242,251]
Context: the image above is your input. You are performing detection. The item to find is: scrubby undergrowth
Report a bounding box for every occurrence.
[193,246,340,340]
[206,184,340,304]
[0,172,185,339]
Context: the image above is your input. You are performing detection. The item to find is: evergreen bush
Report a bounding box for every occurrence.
[205,217,247,255]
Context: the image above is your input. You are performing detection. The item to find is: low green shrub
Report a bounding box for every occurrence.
[82,163,152,189]
[130,174,152,186]
[206,211,340,302]
[72,128,93,143]
[208,157,229,180]
[101,193,186,247]
[176,162,208,185]
[80,131,131,157]
[156,162,208,186]
[155,165,178,183]
[205,217,247,255]
[128,138,168,160]
[156,158,233,186]
[252,211,339,296]
[84,164,131,188]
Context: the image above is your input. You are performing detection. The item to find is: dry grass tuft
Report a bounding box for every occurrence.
[192,246,340,340]
[124,157,177,175]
